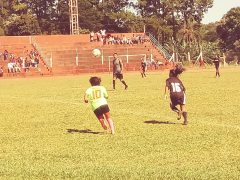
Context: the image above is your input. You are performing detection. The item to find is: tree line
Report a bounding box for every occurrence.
[0,0,239,62]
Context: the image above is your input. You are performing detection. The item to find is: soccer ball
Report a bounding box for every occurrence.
[92,48,101,57]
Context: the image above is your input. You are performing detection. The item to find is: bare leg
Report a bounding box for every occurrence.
[121,79,128,90]
[97,115,108,130]
[104,112,115,134]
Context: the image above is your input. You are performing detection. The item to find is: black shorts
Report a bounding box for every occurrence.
[170,94,186,106]
[113,73,123,80]
[94,105,110,117]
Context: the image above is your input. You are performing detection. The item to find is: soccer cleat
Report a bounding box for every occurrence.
[125,85,128,90]
[182,121,188,125]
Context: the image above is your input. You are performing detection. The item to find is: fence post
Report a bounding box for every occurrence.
[150,49,153,61]
[223,53,226,67]
[101,49,104,64]
[126,48,129,63]
[29,36,32,44]
[188,52,191,62]
[76,49,79,66]
[108,56,111,73]
[50,52,53,68]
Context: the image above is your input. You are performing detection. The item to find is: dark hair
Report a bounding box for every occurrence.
[89,76,101,86]
[169,69,175,77]
[169,64,185,77]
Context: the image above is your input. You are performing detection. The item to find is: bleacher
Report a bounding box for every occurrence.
[0,33,168,77]
[0,36,51,77]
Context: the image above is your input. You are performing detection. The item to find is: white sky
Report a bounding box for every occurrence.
[202,0,240,24]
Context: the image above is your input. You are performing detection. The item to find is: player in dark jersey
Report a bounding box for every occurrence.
[112,53,128,90]
[140,58,147,78]
[165,64,187,125]
[212,55,220,77]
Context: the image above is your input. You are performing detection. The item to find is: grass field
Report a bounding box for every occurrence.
[0,67,240,179]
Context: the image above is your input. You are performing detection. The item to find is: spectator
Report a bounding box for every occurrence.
[3,50,8,61]
[96,31,101,42]
[7,62,15,74]
[90,31,95,42]
[0,67,3,77]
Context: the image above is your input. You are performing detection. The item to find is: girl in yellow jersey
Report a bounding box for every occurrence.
[84,77,115,134]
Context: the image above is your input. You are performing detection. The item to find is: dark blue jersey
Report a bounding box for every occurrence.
[166,77,185,97]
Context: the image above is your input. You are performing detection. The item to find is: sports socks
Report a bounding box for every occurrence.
[121,80,128,89]
[182,112,188,125]
[113,80,115,89]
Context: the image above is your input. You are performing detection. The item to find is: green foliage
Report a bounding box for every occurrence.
[6,14,41,36]
[78,0,104,32]
[0,28,4,36]
[201,41,221,63]
[216,7,240,52]
[0,69,240,179]
[200,23,219,42]
[56,0,70,34]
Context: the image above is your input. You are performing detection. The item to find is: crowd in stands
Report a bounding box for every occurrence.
[90,30,147,45]
[141,56,164,70]
[0,48,40,77]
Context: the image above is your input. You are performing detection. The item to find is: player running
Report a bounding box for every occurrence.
[212,54,220,77]
[164,64,188,125]
[84,76,115,134]
[112,53,128,90]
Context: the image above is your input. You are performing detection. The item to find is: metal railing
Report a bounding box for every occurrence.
[147,32,172,60]
[31,36,52,69]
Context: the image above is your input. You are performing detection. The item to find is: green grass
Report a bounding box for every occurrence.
[0,67,240,179]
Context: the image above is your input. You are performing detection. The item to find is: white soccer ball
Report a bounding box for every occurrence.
[92,48,101,57]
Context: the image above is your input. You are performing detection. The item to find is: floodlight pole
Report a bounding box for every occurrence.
[69,0,79,35]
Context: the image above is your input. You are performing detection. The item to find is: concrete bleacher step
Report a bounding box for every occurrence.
[29,33,168,74]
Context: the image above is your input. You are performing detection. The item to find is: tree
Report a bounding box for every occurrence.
[56,0,70,34]
[27,0,58,34]
[6,14,41,35]
[216,7,240,52]
[200,23,219,42]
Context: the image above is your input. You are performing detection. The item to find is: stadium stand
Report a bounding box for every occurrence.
[0,33,168,77]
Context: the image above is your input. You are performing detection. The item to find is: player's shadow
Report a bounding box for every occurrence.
[67,129,104,135]
[144,120,177,125]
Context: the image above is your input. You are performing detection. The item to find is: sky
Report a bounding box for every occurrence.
[202,0,240,24]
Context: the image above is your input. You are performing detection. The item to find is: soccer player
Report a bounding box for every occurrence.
[212,55,220,77]
[84,76,115,134]
[140,58,147,78]
[112,53,128,90]
[164,64,188,125]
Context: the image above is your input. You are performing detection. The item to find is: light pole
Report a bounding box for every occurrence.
[69,0,79,35]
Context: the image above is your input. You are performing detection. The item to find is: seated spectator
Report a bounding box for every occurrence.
[90,31,94,42]
[3,50,8,61]
[7,62,15,74]
[122,35,127,44]
[156,60,163,68]
[127,38,133,45]
[132,34,138,44]
[0,67,3,77]
[108,36,114,45]
[100,29,106,40]
[96,31,101,42]
[35,57,39,67]
[150,57,157,69]
[14,62,21,72]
